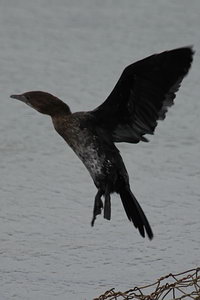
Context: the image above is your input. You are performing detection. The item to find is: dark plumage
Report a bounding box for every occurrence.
[10,47,194,239]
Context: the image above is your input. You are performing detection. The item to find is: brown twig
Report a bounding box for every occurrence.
[94,267,200,300]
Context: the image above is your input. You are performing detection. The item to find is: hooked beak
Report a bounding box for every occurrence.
[10,94,27,102]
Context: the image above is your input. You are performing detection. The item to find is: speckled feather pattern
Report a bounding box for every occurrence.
[52,112,108,186]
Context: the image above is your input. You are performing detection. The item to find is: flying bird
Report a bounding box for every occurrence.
[11,47,194,239]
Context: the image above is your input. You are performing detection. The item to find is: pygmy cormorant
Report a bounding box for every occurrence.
[10,47,194,239]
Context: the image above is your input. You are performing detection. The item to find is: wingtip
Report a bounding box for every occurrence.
[185,45,195,59]
[186,45,195,54]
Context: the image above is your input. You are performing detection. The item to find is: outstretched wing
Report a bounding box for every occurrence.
[91,47,194,143]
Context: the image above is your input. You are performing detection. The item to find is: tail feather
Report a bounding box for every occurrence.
[119,188,153,239]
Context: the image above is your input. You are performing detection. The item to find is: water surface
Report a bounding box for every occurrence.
[0,1,200,299]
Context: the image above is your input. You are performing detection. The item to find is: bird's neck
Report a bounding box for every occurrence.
[49,102,71,118]
[51,113,71,136]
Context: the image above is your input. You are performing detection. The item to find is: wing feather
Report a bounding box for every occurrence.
[91,47,194,143]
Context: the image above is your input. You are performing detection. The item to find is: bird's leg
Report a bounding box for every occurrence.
[104,187,111,221]
[91,189,103,226]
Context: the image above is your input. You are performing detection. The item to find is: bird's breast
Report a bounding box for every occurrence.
[70,128,106,181]
[52,115,107,182]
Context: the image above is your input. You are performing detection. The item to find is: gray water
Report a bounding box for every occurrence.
[1,1,200,299]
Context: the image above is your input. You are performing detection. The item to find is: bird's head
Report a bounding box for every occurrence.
[10,91,71,117]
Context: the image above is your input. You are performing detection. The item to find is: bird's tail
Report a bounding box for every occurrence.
[119,187,153,239]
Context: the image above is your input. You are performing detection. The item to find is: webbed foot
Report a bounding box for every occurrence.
[104,191,111,221]
[91,190,103,226]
